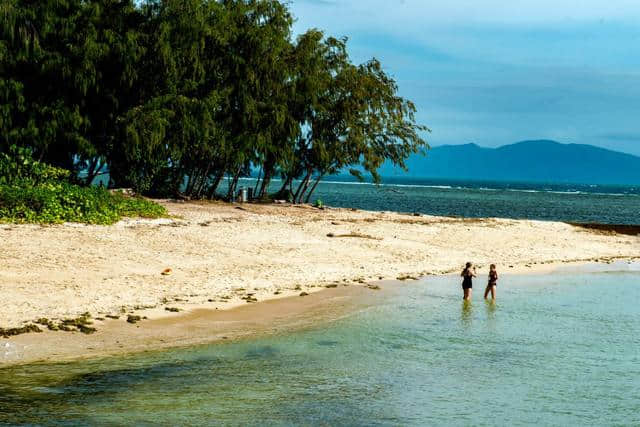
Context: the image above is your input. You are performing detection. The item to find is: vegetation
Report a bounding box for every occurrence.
[0,145,167,224]
[0,0,429,203]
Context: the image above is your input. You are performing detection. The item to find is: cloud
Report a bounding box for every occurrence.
[293,0,640,26]
[289,0,640,155]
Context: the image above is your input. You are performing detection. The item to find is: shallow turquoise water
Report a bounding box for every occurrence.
[2,271,639,426]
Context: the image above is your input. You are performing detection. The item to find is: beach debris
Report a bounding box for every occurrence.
[367,284,382,290]
[106,314,120,320]
[126,315,142,324]
[299,292,309,297]
[331,221,341,225]
[325,284,338,288]
[274,290,282,295]
[59,313,96,334]
[165,307,180,312]
[0,324,42,338]
[326,232,381,240]
[33,313,97,334]
[161,268,172,276]
[199,221,212,227]
[294,285,302,291]
[397,274,418,281]
[241,294,258,303]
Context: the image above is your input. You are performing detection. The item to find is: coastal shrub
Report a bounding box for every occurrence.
[0,183,167,225]
[0,145,71,186]
[0,145,167,224]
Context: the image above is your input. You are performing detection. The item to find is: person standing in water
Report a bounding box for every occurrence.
[484,264,498,300]
[461,262,476,300]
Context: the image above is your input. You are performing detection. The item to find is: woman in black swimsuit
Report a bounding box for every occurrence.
[484,264,498,300]
[461,262,476,300]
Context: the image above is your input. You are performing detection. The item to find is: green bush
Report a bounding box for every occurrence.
[0,145,71,186]
[0,182,167,225]
[0,145,167,224]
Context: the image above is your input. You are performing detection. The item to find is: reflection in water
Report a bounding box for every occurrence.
[485,300,497,318]
[461,300,473,327]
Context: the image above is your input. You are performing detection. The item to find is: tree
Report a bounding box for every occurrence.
[1,0,429,201]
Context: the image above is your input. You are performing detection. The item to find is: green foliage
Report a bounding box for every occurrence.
[0,145,166,224]
[1,0,429,203]
[0,182,167,224]
[0,145,70,185]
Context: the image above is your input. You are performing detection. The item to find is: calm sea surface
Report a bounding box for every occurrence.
[2,270,639,425]
[238,177,640,224]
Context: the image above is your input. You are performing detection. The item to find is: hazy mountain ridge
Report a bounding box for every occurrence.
[380,140,640,185]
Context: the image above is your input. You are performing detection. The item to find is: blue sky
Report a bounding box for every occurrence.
[289,0,640,155]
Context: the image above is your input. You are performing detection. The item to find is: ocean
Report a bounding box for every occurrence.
[2,269,639,425]
[240,176,640,225]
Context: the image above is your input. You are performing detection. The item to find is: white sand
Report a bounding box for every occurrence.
[1,201,638,327]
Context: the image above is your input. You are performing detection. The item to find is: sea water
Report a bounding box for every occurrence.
[1,270,639,425]
[240,177,640,225]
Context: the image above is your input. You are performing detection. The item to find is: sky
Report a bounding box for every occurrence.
[289,0,640,156]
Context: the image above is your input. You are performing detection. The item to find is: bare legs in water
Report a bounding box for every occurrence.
[484,284,496,300]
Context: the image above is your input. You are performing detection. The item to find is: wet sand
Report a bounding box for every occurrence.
[1,201,639,366]
[1,284,384,367]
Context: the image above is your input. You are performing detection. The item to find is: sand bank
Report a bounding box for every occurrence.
[1,201,639,364]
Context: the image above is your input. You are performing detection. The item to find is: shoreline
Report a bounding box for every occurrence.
[1,283,384,367]
[2,260,639,368]
[2,201,640,366]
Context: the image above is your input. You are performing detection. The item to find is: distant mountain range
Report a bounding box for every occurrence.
[379,140,640,185]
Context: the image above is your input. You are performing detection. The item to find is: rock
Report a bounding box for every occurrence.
[0,324,42,338]
[165,307,180,312]
[299,292,309,297]
[161,268,172,276]
[126,315,142,324]
[367,285,381,290]
[325,284,338,288]
[76,324,97,334]
[106,314,120,320]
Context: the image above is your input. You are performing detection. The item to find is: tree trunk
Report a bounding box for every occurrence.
[304,173,325,204]
[258,170,273,199]
[275,175,293,200]
[185,173,195,196]
[227,166,242,201]
[207,172,224,199]
[253,166,262,196]
[294,171,312,204]
[85,158,99,186]
[258,156,276,199]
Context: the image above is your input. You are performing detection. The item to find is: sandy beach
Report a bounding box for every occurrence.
[1,200,639,364]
